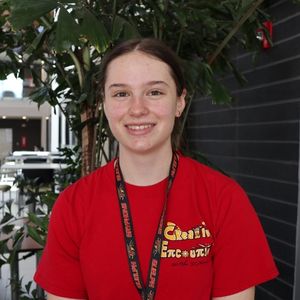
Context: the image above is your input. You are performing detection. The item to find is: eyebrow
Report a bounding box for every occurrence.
[108,81,169,89]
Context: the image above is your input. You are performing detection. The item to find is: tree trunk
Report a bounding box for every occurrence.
[80,105,95,177]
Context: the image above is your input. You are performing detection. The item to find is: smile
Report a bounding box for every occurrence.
[125,124,155,130]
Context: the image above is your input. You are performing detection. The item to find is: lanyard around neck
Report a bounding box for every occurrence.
[114,152,179,300]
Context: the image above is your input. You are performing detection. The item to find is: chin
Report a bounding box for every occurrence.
[122,141,172,156]
[127,145,154,154]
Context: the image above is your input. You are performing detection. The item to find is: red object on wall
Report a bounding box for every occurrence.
[256,21,273,49]
[21,136,27,148]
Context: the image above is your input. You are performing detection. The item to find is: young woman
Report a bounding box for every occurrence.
[34,38,278,300]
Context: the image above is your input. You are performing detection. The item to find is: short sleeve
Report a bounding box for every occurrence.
[211,180,279,297]
[34,189,88,299]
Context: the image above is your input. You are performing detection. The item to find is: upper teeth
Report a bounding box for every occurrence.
[127,124,152,130]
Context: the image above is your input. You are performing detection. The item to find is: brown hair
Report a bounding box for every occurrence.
[99,38,186,150]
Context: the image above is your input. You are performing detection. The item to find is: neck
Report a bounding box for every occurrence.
[119,147,173,186]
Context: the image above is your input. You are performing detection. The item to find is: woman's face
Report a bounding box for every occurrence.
[103,51,186,156]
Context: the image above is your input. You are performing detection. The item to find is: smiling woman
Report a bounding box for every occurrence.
[34,38,278,300]
[99,38,187,153]
[103,50,186,174]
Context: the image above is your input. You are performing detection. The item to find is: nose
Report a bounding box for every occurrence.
[128,95,149,117]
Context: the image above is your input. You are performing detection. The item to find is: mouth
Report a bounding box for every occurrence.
[125,123,155,134]
[126,124,154,130]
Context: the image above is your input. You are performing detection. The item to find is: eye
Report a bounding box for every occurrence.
[148,90,163,96]
[113,91,129,98]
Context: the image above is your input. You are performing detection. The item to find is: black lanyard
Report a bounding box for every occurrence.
[114,152,179,300]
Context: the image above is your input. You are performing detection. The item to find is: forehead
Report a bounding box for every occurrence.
[105,51,174,85]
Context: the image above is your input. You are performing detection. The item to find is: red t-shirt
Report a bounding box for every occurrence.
[34,155,278,299]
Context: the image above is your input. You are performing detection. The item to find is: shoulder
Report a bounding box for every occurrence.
[48,160,116,239]
[52,160,115,216]
[61,160,115,200]
[178,154,238,191]
[178,154,250,218]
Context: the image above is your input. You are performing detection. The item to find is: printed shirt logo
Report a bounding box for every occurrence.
[161,221,213,259]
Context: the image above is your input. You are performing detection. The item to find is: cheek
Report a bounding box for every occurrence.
[150,102,177,118]
[104,102,126,122]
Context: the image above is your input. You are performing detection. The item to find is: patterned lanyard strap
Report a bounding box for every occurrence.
[114,152,179,300]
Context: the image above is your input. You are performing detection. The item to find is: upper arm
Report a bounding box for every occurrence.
[47,292,86,300]
[211,181,278,295]
[34,191,87,298]
[212,287,255,300]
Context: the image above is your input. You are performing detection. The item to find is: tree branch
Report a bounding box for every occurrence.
[208,0,264,65]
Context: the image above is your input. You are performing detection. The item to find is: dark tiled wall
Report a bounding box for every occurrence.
[187,1,300,299]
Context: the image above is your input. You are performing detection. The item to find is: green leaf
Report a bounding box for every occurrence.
[4,199,13,214]
[31,288,38,298]
[12,230,25,250]
[0,212,14,224]
[25,281,32,294]
[29,86,57,107]
[40,192,56,212]
[0,257,7,268]
[242,0,254,9]
[25,28,49,55]
[27,226,45,246]
[211,80,232,104]
[0,238,9,253]
[20,296,32,300]
[55,6,81,52]
[174,8,187,27]
[123,18,140,40]
[112,15,140,41]
[80,9,110,54]
[112,15,126,41]
[1,224,15,234]
[0,59,17,80]
[228,61,248,86]
[10,0,58,30]
[27,213,48,231]
[200,63,214,94]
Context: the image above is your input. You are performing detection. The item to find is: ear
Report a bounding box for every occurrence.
[176,89,186,117]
